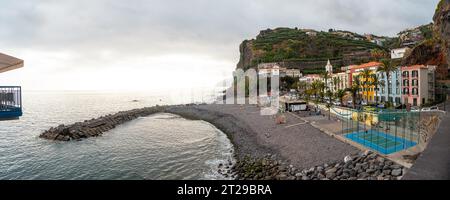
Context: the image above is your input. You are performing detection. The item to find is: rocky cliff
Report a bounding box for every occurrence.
[402,0,450,80]
[237,2,448,76]
[434,0,450,69]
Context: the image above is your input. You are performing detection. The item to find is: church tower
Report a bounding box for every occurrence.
[325,59,333,74]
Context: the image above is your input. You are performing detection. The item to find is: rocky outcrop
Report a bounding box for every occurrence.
[229,151,406,180]
[401,0,450,80]
[434,0,450,68]
[40,106,166,141]
[401,40,448,79]
[236,40,256,70]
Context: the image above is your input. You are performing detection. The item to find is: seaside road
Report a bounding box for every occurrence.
[170,104,359,170]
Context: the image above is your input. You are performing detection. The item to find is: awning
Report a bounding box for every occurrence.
[0,52,24,73]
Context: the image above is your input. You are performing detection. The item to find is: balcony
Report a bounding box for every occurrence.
[0,86,22,120]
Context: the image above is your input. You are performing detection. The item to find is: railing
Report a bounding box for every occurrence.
[339,107,423,154]
[0,86,22,119]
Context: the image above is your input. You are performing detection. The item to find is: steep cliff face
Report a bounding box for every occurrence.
[434,0,450,67]
[402,0,450,80]
[401,40,448,79]
[236,40,264,70]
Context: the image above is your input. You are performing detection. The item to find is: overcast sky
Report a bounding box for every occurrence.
[0,0,440,91]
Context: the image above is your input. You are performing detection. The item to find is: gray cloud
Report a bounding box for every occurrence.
[0,0,438,55]
[0,0,440,90]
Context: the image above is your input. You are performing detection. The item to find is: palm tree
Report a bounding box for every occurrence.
[305,88,312,104]
[298,81,308,94]
[378,59,398,104]
[325,90,334,120]
[321,71,331,102]
[317,82,325,102]
[371,74,382,106]
[311,80,321,100]
[332,77,340,92]
[347,76,361,109]
[360,69,373,104]
[335,89,346,106]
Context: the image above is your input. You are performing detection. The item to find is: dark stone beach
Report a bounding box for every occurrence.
[40,104,407,180]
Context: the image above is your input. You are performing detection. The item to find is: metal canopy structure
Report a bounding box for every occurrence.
[1,52,23,120]
[0,52,24,73]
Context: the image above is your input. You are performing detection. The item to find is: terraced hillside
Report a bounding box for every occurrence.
[237,28,393,71]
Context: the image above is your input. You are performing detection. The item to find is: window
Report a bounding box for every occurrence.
[403,79,409,86]
[412,79,418,86]
[413,98,417,106]
[412,70,418,77]
[403,88,409,95]
[403,71,409,77]
[412,88,419,95]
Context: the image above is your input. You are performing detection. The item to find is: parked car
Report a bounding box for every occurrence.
[361,101,368,106]
[411,107,420,112]
[430,106,439,111]
[333,101,341,106]
[421,106,438,111]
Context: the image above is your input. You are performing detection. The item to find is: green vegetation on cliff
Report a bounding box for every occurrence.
[252,28,386,63]
[237,27,395,69]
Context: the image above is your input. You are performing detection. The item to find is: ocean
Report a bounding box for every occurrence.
[0,91,234,180]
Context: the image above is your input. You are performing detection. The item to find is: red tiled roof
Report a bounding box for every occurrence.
[402,65,426,70]
[351,62,382,70]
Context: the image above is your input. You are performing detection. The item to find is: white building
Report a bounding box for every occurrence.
[299,74,321,84]
[331,72,349,92]
[325,60,333,74]
[284,69,301,77]
[257,63,301,78]
[391,47,410,59]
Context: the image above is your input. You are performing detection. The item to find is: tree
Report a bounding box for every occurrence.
[325,90,334,120]
[305,88,313,105]
[360,69,373,104]
[371,74,381,106]
[311,80,321,100]
[332,77,340,92]
[347,76,361,109]
[370,49,388,60]
[321,71,331,102]
[378,59,398,104]
[317,82,325,102]
[298,81,309,95]
[335,89,346,106]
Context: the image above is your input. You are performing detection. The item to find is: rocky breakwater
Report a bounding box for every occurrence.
[40,106,167,141]
[226,151,406,180]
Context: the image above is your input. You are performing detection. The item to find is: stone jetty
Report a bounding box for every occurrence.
[224,151,406,180]
[40,106,166,141]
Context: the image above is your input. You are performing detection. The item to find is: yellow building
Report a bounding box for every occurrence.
[350,62,381,104]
